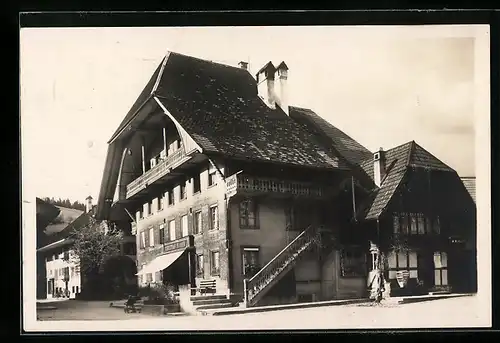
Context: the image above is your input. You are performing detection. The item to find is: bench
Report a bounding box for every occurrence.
[124,296,144,313]
[196,279,217,295]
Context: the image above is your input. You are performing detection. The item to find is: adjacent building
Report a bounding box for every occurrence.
[96,52,477,309]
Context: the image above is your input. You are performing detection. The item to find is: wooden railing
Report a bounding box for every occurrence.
[126,148,186,198]
[243,225,321,307]
[226,173,325,199]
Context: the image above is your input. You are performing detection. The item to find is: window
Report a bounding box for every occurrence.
[193,173,201,194]
[76,286,79,294]
[393,213,430,235]
[168,190,175,206]
[181,215,189,237]
[176,139,182,149]
[149,227,155,247]
[387,250,418,280]
[196,254,204,277]
[147,200,153,216]
[208,165,217,187]
[70,267,75,278]
[400,214,409,234]
[158,195,164,211]
[140,231,146,249]
[285,203,310,231]
[433,216,441,234]
[210,250,220,275]
[72,286,75,293]
[180,181,187,200]
[159,224,165,244]
[242,247,260,278]
[139,206,144,219]
[239,199,257,229]
[417,214,426,234]
[209,205,219,230]
[340,247,366,277]
[146,273,153,284]
[410,214,418,234]
[193,210,202,234]
[434,252,448,286]
[168,220,176,241]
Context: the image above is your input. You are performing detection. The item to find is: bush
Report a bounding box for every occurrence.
[139,282,179,305]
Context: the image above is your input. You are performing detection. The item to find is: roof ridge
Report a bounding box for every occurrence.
[405,140,416,167]
[168,51,249,72]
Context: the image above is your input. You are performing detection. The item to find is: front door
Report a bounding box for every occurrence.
[417,251,434,291]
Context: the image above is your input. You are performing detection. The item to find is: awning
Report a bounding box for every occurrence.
[136,250,185,276]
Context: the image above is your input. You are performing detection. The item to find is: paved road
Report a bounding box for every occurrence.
[37,300,148,321]
[36,295,489,330]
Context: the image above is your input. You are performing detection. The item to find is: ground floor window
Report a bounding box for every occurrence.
[434,251,448,286]
[210,250,220,276]
[242,247,260,278]
[387,250,418,280]
[196,254,204,277]
[146,273,153,284]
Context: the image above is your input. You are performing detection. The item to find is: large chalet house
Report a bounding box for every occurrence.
[95,52,476,310]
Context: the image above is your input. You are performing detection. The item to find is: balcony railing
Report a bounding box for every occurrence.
[226,173,326,199]
[126,148,187,198]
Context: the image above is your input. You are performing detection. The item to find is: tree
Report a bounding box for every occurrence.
[68,218,124,297]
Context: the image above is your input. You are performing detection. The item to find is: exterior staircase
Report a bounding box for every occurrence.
[243,225,322,307]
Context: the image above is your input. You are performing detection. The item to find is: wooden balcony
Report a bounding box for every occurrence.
[226,173,327,199]
[126,148,191,199]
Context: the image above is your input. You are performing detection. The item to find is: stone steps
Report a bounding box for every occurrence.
[192,298,233,306]
[190,294,227,302]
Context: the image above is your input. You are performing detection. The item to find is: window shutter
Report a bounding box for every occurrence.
[188,213,193,235]
[155,226,161,245]
[145,229,150,247]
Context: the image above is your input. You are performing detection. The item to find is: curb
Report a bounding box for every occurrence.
[396,293,473,304]
[207,298,370,316]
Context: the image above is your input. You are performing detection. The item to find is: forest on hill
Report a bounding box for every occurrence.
[42,197,86,211]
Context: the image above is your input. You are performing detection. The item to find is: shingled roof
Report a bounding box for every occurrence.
[461,177,476,203]
[110,52,349,170]
[289,106,373,166]
[357,140,455,220]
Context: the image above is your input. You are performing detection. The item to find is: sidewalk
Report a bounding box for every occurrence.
[388,292,474,305]
[203,293,475,316]
[203,298,370,316]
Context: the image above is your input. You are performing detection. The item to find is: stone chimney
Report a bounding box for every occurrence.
[85,195,93,213]
[238,61,249,70]
[256,61,277,109]
[275,61,289,115]
[373,148,386,187]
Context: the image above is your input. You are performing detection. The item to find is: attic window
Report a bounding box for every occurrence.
[374,152,380,161]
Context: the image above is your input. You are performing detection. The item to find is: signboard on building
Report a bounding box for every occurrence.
[225,171,242,199]
[163,235,194,254]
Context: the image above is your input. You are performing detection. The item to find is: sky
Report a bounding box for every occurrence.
[20,25,487,204]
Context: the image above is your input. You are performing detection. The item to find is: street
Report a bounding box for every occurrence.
[32,294,489,330]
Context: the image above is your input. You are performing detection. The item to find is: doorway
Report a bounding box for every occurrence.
[417,251,434,292]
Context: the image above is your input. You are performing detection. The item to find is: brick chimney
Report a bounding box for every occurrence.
[275,61,289,115]
[85,195,93,213]
[256,61,277,109]
[373,148,386,187]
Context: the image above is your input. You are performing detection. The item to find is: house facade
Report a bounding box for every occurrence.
[96,52,477,308]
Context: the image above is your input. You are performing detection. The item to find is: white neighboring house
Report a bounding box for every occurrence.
[44,248,81,299]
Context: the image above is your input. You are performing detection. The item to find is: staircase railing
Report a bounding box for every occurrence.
[243,225,321,307]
